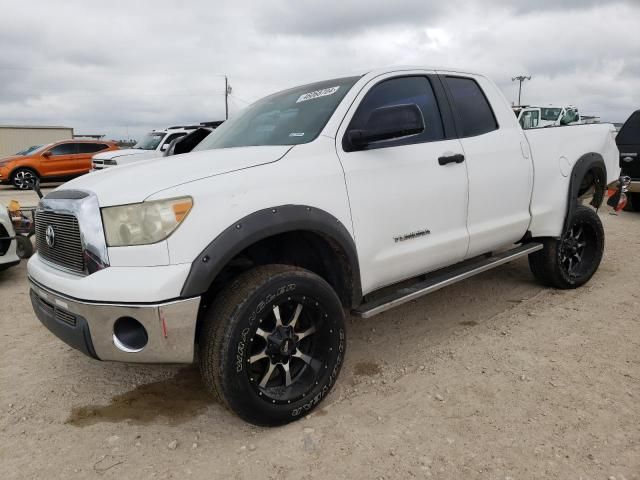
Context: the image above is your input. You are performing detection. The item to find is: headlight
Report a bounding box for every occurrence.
[102,197,193,247]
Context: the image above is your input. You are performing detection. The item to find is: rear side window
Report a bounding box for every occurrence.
[345,76,445,150]
[444,76,498,137]
[48,143,78,155]
[77,143,110,154]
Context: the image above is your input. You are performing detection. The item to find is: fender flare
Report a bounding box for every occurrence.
[564,152,606,232]
[180,205,362,306]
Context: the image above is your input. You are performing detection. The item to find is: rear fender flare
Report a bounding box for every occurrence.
[564,152,606,232]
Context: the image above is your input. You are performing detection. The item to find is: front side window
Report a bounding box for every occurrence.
[194,76,360,151]
[444,76,498,137]
[344,76,445,150]
[134,133,165,150]
[48,143,78,156]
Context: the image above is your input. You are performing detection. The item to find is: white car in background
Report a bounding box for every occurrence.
[0,207,20,272]
[91,126,196,170]
[514,105,582,129]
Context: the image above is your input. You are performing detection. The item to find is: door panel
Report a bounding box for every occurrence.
[336,73,469,294]
[441,74,533,257]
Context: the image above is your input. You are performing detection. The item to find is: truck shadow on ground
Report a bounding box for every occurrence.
[66,367,215,427]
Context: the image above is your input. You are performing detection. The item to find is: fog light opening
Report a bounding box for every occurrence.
[113,317,148,353]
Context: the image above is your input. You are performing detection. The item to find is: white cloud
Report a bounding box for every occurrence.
[0,0,637,140]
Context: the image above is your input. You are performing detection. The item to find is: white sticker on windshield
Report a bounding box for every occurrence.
[289,132,305,137]
[296,86,340,103]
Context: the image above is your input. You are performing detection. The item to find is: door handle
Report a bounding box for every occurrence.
[438,154,465,166]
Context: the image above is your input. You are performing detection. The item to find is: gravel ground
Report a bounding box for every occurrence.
[1,186,639,479]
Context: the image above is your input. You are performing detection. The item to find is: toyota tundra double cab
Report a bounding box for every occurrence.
[28,67,620,426]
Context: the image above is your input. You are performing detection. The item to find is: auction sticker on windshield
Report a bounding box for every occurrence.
[296,86,340,103]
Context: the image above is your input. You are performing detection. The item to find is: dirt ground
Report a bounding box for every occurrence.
[0,185,638,480]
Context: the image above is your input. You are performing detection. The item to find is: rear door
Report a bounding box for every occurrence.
[336,72,469,293]
[440,74,533,257]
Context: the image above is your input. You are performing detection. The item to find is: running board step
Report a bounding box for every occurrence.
[353,243,543,318]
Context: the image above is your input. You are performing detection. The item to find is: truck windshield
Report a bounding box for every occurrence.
[541,108,562,121]
[134,133,165,150]
[194,76,360,150]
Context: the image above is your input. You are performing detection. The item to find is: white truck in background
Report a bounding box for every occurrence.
[28,66,621,426]
[514,105,581,129]
[91,126,196,170]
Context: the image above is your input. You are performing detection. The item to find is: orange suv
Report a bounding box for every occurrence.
[0,139,119,189]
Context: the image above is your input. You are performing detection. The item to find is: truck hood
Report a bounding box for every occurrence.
[93,148,153,161]
[59,145,293,206]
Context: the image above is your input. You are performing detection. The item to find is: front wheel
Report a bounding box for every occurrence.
[528,206,604,289]
[199,265,346,426]
[11,168,39,190]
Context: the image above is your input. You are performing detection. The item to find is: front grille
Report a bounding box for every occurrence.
[35,211,84,273]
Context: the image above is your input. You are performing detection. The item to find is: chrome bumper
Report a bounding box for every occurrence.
[29,277,200,363]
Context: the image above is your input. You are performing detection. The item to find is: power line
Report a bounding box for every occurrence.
[228,93,252,105]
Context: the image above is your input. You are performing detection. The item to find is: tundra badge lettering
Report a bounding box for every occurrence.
[394,229,431,243]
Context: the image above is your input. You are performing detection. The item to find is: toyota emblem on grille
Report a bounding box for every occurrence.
[45,225,55,248]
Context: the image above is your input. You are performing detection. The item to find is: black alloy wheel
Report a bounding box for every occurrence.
[199,265,346,426]
[245,295,333,404]
[528,206,604,289]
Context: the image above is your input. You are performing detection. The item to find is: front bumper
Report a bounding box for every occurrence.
[29,278,200,363]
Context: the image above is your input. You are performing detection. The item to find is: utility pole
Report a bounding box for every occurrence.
[224,76,232,120]
[511,75,531,106]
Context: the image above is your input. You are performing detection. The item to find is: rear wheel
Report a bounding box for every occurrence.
[11,168,39,190]
[199,265,346,426]
[528,206,604,289]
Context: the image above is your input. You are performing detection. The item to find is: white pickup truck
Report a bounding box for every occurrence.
[28,66,621,426]
[91,126,194,170]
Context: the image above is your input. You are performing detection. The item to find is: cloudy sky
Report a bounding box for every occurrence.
[1,0,638,140]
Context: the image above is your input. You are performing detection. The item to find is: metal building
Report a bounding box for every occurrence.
[0,125,74,158]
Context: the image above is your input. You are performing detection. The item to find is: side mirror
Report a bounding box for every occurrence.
[346,104,424,151]
[160,143,169,151]
[42,151,52,158]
